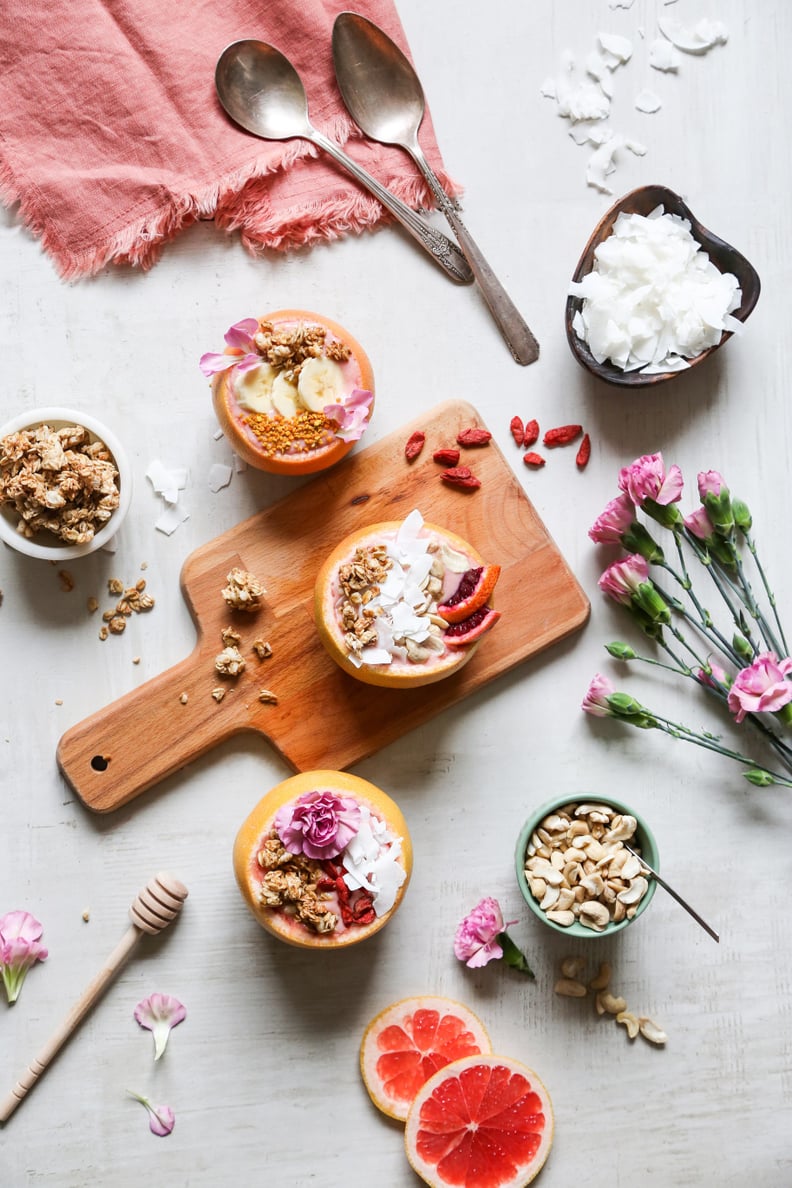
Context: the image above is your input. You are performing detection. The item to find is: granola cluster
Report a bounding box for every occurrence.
[0,423,120,544]
[98,577,154,640]
[257,833,337,933]
[222,566,266,612]
[252,321,350,383]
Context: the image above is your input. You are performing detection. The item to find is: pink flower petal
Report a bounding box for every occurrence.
[199,352,237,377]
[223,318,259,349]
[0,911,44,944]
[134,993,186,1060]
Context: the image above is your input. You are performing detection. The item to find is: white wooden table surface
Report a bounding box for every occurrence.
[2,1,792,1184]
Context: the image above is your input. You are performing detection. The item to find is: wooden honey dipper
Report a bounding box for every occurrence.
[0,872,188,1124]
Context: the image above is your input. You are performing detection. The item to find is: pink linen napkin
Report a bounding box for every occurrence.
[0,0,456,278]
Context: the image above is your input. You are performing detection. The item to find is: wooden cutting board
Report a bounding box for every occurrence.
[57,400,589,813]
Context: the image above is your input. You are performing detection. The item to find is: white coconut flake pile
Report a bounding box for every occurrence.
[341,805,406,917]
[146,460,190,535]
[568,206,742,374]
[541,15,729,192]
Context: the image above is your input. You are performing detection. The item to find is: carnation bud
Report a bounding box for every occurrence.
[732,633,754,662]
[633,582,671,625]
[732,499,752,532]
[607,691,650,717]
[621,523,664,564]
[702,488,734,537]
[605,641,637,660]
[743,769,776,787]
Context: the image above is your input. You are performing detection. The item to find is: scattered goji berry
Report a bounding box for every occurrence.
[316,876,336,892]
[432,447,461,466]
[523,419,540,448]
[543,424,582,447]
[576,432,591,469]
[441,466,481,491]
[509,416,524,447]
[457,427,492,447]
[523,452,546,468]
[404,430,426,461]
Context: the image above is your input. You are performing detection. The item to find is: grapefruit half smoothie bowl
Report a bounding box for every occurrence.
[233,771,412,949]
[200,309,374,475]
[314,508,501,688]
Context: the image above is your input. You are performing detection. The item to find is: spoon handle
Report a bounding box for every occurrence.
[309,129,473,285]
[410,146,539,365]
[623,844,719,943]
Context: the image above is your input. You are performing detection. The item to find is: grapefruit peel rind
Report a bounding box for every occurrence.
[360,996,492,1122]
[437,564,501,624]
[404,1053,554,1188]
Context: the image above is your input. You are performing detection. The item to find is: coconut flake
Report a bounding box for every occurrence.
[585,134,625,195]
[635,89,662,113]
[658,16,728,54]
[597,33,633,65]
[208,462,233,492]
[155,505,190,536]
[569,207,742,373]
[649,38,681,71]
[341,805,406,917]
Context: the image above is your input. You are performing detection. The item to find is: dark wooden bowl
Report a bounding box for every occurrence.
[565,184,761,388]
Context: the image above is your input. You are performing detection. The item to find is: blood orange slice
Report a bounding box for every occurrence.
[443,606,501,647]
[404,1054,554,1188]
[360,997,491,1122]
[437,565,501,624]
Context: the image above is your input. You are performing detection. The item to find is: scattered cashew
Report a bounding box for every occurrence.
[589,962,611,991]
[554,978,588,998]
[639,1017,667,1045]
[596,991,627,1015]
[560,956,586,979]
[556,956,667,1050]
[616,1010,640,1039]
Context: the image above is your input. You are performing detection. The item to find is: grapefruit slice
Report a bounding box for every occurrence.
[360,997,491,1122]
[405,1054,554,1188]
[437,565,501,624]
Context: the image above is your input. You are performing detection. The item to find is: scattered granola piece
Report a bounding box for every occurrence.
[140,561,148,571]
[87,596,99,614]
[179,692,188,705]
[55,699,63,706]
[215,646,246,677]
[252,639,273,660]
[222,567,266,612]
[221,625,242,646]
[108,577,123,595]
[108,616,126,635]
[211,687,226,703]
[82,910,90,923]
[257,689,278,705]
[99,626,109,641]
[132,657,141,665]
[58,570,75,592]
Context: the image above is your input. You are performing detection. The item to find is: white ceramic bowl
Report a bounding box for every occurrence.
[0,407,132,560]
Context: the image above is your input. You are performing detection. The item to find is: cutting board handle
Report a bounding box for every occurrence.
[57,653,239,813]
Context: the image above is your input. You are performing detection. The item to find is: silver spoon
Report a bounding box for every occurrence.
[623,843,719,943]
[332,12,539,365]
[214,40,472,285]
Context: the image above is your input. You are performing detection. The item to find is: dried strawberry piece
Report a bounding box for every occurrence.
[543,424,582,447]
[404,430,426,461]
[441,466,481,491]
[576,433,591,469]
[523,419,540,448]
[523,452,545,468]
[433,448,461,466]
[509,416,524,447]
[457,427,492,447]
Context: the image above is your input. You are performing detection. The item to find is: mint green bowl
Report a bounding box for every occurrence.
[515,793,659,939]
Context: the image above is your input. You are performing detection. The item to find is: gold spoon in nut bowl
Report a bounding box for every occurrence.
[332,11,540,366]
[623,843,719,942]
[214,39,472,286]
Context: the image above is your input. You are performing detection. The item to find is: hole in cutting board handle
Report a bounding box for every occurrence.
[90,755,110,772]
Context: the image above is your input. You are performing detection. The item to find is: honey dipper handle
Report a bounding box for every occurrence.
[0,925,141,1124]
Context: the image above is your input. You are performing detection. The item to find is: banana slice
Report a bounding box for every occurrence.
[297,356,345,413]
[235,363,278,414]
[270,373,301,419]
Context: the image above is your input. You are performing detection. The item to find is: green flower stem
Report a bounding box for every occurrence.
[641,714,792,788]
[660,552,743,662]
[744,529,789,655]
[653,578,742,668]
[681,530,759,655]
[731,550,785,658]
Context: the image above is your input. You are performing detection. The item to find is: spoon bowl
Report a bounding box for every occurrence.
[214,40,473,284]
[566,184,761,388]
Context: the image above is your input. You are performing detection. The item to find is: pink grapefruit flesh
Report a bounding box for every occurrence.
[404,1053,554,1188]
[360,997,491,1122]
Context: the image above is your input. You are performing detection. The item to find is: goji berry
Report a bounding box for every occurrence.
[457,427,492,447]
[509,416,524,447]
[441,466,481,491]
[543,424,582,447]
[433,448,461,466]
[316,877,336,892]
[523,452,545,468]
[404,430,426,461]
[523,419,540,448]
[576,433,591,469]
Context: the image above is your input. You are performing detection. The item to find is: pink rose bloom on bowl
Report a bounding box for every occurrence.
[275,790,361,860]
[727,653,792,723]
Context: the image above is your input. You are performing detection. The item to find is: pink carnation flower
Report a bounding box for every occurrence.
[684,506,715,541]
[582,673,616,717]
[454,897,513,968]
[598,554,649,605]
[588,493,634,544]
[727,654,792,723]
[0,911,48,1004]
[696,661,730,690]
[618,452,683,508]
[698,470,727,499]
[275,790,361,860]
